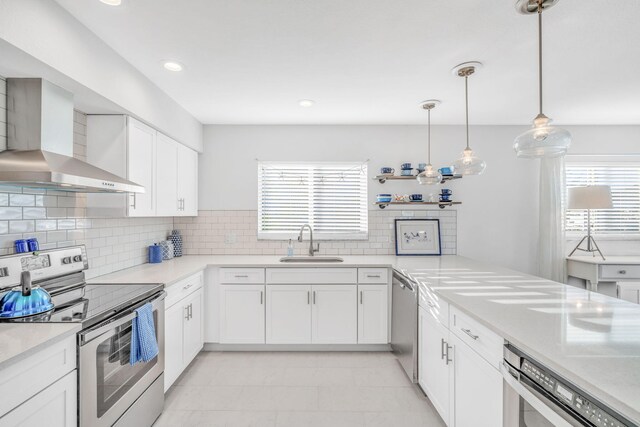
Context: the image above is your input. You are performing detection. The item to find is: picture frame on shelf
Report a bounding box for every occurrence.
[394,218,441,256]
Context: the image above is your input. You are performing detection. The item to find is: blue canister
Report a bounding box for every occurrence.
[27,238,39,252]
[14,239,28,254]
[149,244,163,264]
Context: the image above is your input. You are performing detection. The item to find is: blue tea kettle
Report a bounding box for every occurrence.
[0,271,54,319]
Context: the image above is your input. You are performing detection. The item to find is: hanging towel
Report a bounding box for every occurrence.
[130,303,159,365]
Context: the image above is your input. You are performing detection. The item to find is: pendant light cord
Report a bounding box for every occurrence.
[427,108,432,163]
[538,0,543,115]
[465,75,470,150]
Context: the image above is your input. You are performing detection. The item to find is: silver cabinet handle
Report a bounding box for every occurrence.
[181,198,185,211]
[366,274,381,278]
[307,291,310,305]
[185,305,190,320]
[313,291,316,304]
[189,303,193,320]
[177,198,181,211]
[427,300,435,308]
[130,193,136,210]
[619,270,627,275]
[360,291,363,304]
[183,283,194,290]
[461,328,479,340]
[445,343,453,365]
[441,338,446,360]
[260,291,263,305]
[235,275,249,278]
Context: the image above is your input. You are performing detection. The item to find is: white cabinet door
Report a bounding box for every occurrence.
[220,285,265,344]
[127,117,156,217]
[183,288,204,365]
[450,333,503,427]
[177,143,198,216]
[0,370,76,427]
[155,133,179,216]
[357,284,388,344]
[311,285,357,344]
[266,285,312,344]
[418,305,451,425]
[164,301,185,392]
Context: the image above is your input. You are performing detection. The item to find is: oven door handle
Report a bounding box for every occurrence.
[500,362,581,427]
[79,292,166,345]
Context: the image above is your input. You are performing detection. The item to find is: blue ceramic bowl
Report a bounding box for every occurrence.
[410,194,423,202]
[439,167,453,175]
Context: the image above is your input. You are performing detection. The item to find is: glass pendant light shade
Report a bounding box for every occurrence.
[514,114,571,158]
[417,164,442,185]
[452,147,486,176]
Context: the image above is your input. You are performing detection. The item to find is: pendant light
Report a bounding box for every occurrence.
[513,0,571,158]
[451,62,486,176]
[417,100,443,185]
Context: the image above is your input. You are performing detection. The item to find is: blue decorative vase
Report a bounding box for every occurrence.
[169,230,183,257]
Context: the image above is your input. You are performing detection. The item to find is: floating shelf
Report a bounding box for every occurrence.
[374,201,462,209]
[373,174,462,184]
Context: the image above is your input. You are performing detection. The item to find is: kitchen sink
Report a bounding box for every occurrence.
[279,256,344,263]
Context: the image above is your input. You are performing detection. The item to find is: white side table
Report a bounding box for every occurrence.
[566,256,640,293]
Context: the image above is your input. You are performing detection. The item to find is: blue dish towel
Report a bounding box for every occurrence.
[130,303,159,365]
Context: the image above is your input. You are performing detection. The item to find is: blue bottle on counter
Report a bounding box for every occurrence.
[149,244,163,264]
[14,239,28,254]
[27,238,39,252]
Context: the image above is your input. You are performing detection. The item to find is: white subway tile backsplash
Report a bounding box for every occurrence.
[23,207,47,219]
[0,207,24,220]
[9,194,35,207]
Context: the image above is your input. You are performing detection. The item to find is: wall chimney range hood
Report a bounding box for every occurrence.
[0,78,144,193]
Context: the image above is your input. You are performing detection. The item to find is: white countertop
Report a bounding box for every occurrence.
[0,323,80,369]
[91,254,640,423]
[567,255,640,265]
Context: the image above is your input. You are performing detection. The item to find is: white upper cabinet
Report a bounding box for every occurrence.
[87,115,198,217]
[177,143,198,216]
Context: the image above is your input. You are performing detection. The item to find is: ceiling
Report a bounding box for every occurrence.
[54,0,640,125]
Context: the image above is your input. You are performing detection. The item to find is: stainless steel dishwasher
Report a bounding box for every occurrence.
[390,269,419,383]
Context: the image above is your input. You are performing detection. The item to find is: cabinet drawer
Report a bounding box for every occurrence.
[219,268,265,284]
[0,335,76,417]
[600,265,640,280]
[419,288,449,326]
[166,271,203,308]
[450,306,503,369]
[358,268,389,284]
[266,268,357,284]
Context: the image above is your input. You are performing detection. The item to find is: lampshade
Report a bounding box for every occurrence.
[568,186,613,210]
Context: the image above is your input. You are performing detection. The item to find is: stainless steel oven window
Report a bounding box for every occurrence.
[95,310,159,417]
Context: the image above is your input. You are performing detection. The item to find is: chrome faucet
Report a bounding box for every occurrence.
[298,224,319,256]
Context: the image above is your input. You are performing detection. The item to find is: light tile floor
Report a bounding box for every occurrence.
[155,351,446,427]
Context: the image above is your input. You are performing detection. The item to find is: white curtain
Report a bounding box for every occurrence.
[538,157,566,282]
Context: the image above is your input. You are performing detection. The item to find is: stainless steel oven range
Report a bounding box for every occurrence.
[0,245,166,427]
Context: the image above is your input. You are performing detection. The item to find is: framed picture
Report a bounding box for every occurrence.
[394,218,441,256]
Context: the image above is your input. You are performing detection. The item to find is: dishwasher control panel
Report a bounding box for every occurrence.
[522,359,628,427]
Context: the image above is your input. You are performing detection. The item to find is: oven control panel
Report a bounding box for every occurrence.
[522,360,628,427]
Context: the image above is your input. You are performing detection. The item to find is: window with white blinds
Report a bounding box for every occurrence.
[258,162,368,240]
[565,162,640,235]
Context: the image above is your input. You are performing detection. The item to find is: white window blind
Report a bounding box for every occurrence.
[565,162,640,235]
[258,162,368,240]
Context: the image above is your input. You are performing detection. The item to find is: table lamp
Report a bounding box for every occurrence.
[567,185,613,260]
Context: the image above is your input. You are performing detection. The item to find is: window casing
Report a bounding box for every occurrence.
[258,162,368,240]
[565,161,640,236]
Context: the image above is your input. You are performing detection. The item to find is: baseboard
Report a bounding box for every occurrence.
[203,343,391,352]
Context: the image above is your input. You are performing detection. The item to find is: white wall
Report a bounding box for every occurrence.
[0,0,203,152]
[199,125,540,273]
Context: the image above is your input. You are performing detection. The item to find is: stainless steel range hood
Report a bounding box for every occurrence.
[0,79,144,193]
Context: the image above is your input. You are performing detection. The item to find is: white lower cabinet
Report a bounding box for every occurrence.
[219,284,265,344]
[418,305,451,424]
[418,303,504,427]
[266,285,311,344]
[312,285,357,344]
[164,277,204,392]
[357,284,389,344]
[450,333,503,427]
[0,370,77,427]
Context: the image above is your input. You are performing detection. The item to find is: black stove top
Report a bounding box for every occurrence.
[3,282,164,329]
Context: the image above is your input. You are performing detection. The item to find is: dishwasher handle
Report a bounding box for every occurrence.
[392,270,415,292]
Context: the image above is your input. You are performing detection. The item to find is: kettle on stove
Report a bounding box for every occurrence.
[0,271,54,318]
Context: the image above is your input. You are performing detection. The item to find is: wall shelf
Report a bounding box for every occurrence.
[373,174,462,184]
[374,201,461,209]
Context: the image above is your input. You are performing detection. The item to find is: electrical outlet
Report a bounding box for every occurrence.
[224,233,237,244]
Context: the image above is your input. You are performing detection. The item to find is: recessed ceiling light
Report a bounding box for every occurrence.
[163,61,184,72]
[298,99,315,108]
[99,0,122,5]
